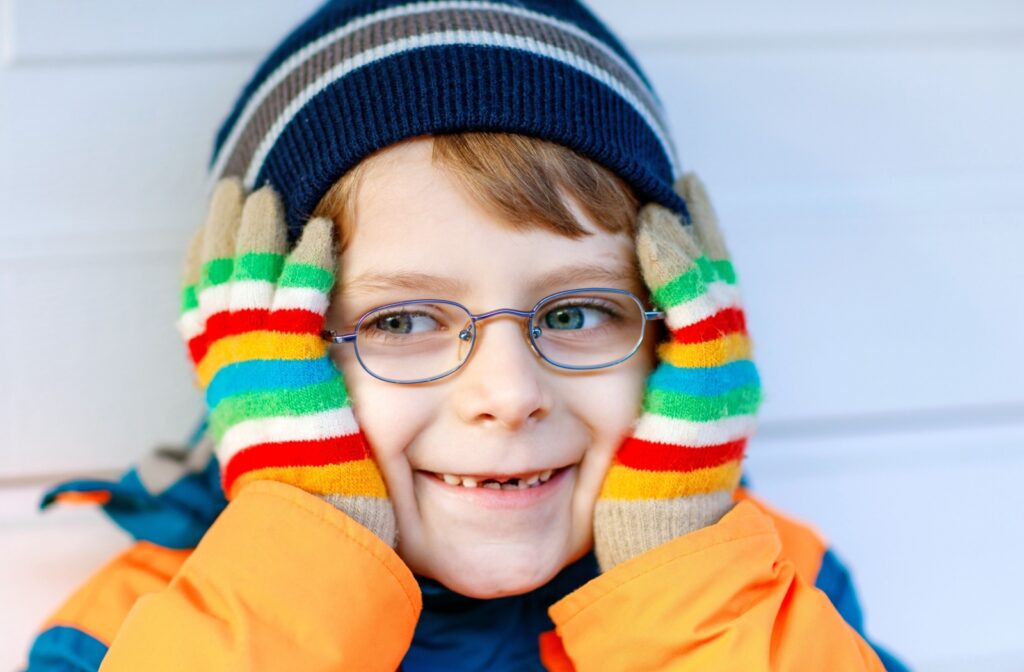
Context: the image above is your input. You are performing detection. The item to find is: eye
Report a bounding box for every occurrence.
[371,310,441,335]
[540,303,615,330]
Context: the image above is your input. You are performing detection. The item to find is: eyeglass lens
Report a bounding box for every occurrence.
[353,290,647,383]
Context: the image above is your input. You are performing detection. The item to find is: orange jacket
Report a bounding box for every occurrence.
[25,478,905,670]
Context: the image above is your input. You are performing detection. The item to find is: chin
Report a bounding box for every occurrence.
[412,529,584,599]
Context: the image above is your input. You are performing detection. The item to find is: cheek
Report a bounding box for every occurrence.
[568,350,655,498]
[331,348,424,463]
[577,372,644,449]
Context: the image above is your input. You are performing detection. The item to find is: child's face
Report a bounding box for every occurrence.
[327,138,655,598]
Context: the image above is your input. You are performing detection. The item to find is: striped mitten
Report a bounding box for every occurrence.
[176,179,396,546]
[593,173,762,570]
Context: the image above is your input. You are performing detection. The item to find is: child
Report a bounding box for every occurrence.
[26,1,907,670]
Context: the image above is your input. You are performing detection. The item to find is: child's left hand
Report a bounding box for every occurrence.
[593,173,763,571]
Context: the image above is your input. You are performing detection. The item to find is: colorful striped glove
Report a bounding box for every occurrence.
[593,173,763,570]
[176,179,396,546]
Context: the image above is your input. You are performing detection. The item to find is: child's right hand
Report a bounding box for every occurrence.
[176,179,396,547]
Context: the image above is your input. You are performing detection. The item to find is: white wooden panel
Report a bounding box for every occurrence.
[0,485,128,671]
[746,422,1024,669]
[8,0,321,63]
[0,253,204,477]
[591,0,1024,48]
[0,0,13,66]
[736,203,1024,424]
[638,46,1024,423]
[0,61,254,249]
[0,63,244,478]
[9,0,1024,63]
[641,47,1024,190]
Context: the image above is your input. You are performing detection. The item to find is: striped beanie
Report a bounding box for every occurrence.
[209,0,690,240]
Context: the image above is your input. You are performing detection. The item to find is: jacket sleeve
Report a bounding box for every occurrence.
[546,499,886,671]
[85,480,421,671]
[734,489,909,671]
[26,542,193,671]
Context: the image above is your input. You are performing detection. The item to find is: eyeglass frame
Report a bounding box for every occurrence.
[321,287,666,385]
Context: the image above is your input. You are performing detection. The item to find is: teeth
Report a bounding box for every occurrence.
[436,469,559,489]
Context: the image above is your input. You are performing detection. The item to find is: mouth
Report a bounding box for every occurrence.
[416,465,575,509]
[429,467,565,491]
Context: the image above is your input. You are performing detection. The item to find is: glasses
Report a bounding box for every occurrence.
[322,287,665,384]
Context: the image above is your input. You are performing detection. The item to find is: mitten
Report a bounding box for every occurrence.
[176,178,396,546]
[593,173,762,570]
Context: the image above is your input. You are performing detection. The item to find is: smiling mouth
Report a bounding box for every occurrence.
[428,467,566,490]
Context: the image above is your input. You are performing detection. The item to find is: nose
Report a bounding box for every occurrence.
[451,316,552,431]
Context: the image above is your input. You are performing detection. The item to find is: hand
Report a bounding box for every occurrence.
[176,179,396,546]
[593,173,762,570]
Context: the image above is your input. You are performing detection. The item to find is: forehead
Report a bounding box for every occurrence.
[338,139,642,301]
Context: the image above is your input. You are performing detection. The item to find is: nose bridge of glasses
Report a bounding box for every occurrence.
[467,307,541,342]
[472,307,535,322]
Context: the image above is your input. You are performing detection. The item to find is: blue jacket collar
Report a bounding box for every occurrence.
[404,552,600,671]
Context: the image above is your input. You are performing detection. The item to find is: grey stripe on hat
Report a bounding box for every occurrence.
[213,0,677,184]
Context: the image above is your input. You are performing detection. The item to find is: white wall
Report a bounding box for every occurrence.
[2,1,1022,669]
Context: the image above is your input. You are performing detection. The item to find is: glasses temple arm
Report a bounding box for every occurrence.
[321,330,358,344]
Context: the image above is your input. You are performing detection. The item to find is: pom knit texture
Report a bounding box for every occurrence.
[177,179,396,546]
[593,174,762,571]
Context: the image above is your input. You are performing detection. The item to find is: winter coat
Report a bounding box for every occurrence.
[24,430,908,671]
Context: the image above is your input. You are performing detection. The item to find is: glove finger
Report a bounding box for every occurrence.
[198,178,244,321]
[272,217,336,321]
[636,202,707,319]
[674,172,731,263]
[181,227,204,301]
[229,186,287,313]
[177,228,207,365]
[649,174,750,369]
[637,201,749,364]
[636,201,702,291]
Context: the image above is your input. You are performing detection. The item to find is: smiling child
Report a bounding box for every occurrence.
[318,134,655,598]
[26,1,907,670]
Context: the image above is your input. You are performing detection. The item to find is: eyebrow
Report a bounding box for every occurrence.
[340,261,642,298]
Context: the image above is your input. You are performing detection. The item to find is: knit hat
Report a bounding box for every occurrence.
[209,0,690,239]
